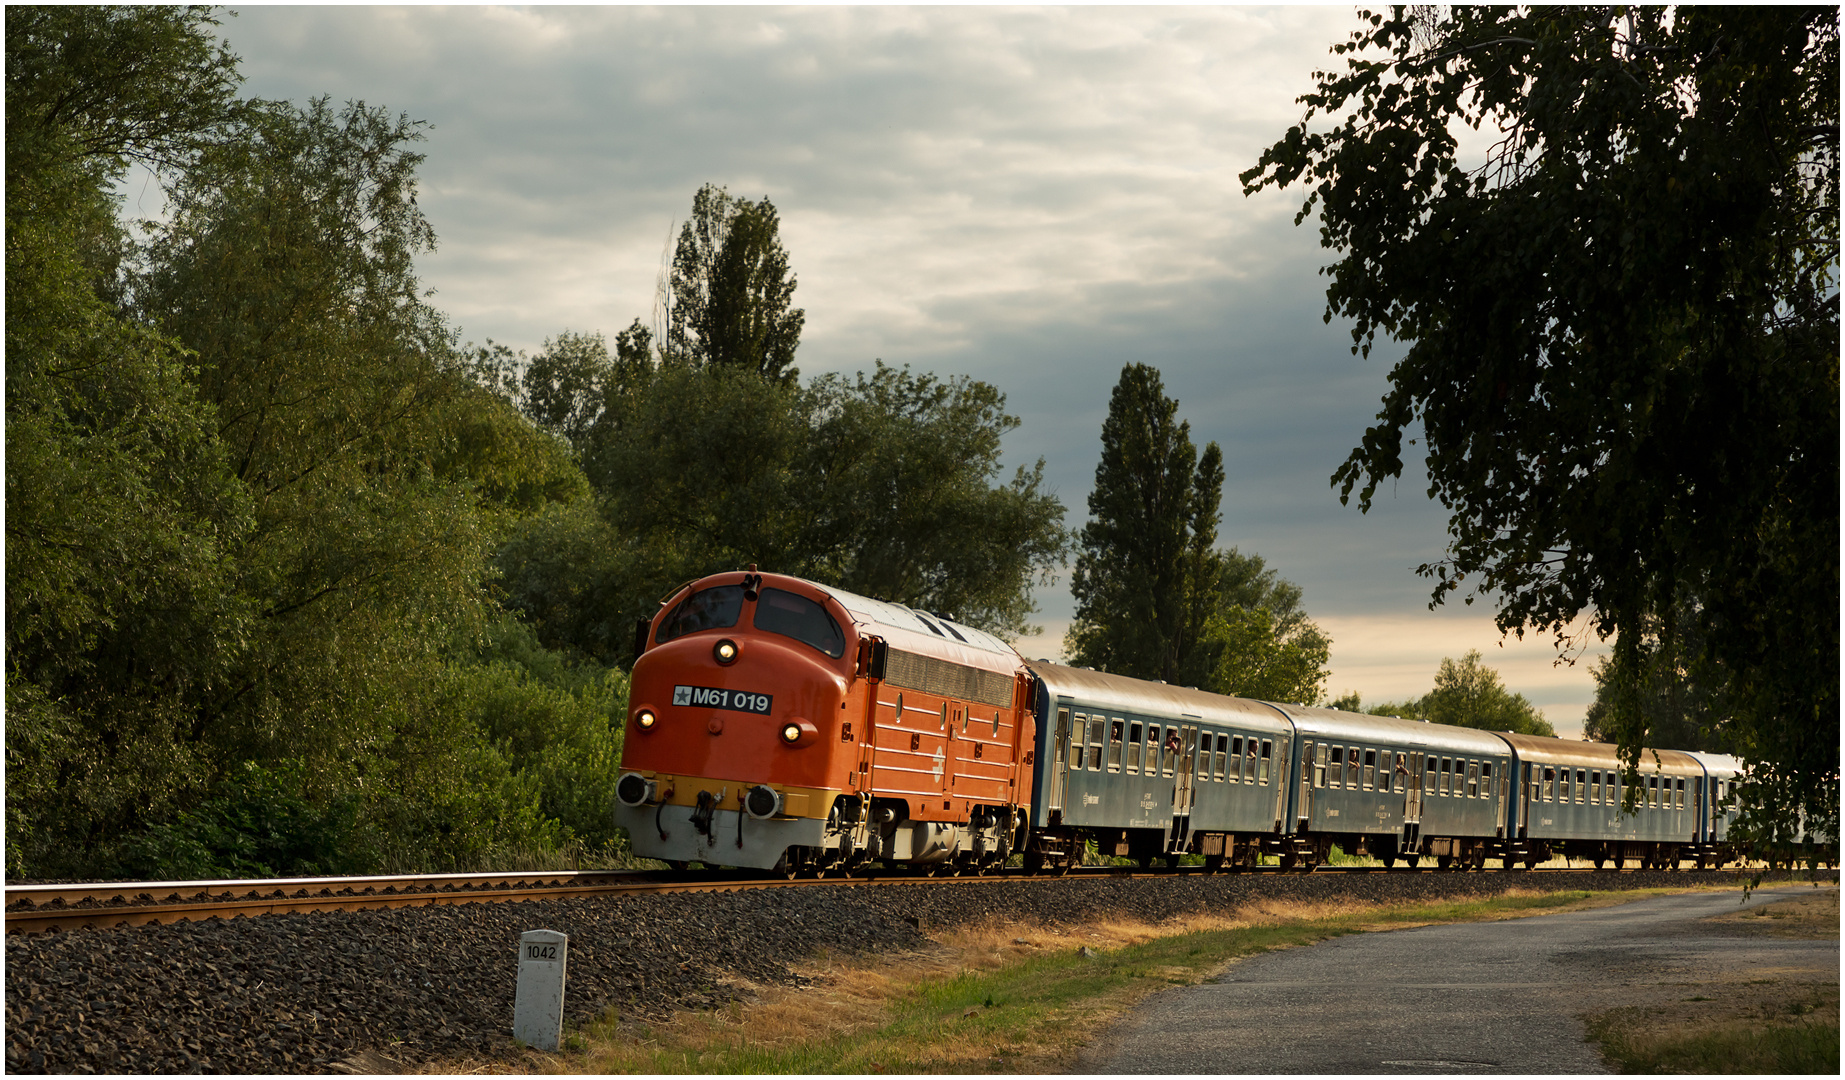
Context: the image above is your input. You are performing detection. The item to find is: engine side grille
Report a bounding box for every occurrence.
[883,648,1016,709]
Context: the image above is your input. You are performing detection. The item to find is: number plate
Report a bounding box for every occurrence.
[672,684,773,714]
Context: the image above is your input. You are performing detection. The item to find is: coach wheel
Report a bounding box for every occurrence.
[1024,850,1046,876]
[1204,853,1225,874]
[1524,856,1539,870]
[1437,855,1454,871]
[1594,857,1606,870]
[1381,852,1397,869]
[667,859,689,872]
[1135,853,1154,872]
[1405,853,1420,869]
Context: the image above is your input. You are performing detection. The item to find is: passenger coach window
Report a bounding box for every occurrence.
[1675,778,1685,809]
[1543,767,1556,801]
[753,588,845,657]
[1065,712,1082,770]
[1345,748,1360,789]
[1232,737,1245,781]
[1108,720,1124,771]
[1575,770,1586,803]
[657,585,744,643]
[1127,723,1143,773]
[1440,759,1452,796]
[1480,762,1492,798]
[1088,719,1105,770]
[1561,769,1572,803]
[1363,749,1377,791]
[1425,760,1437,795]
[1214,734,1228,780]
[1259,741,1272,784]
[1314,744,1329,788]
[1468,762,1480,798]
[1151,727,1167,776]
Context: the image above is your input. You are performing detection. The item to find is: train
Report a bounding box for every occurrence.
[613,568,1749,877]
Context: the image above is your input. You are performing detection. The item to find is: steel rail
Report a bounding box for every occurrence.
[5,862,1687,936]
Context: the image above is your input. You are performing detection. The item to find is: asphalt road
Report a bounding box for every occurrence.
[1075,884,1839,1074]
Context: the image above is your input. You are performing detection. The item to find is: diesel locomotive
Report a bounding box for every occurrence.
[614,569,1749,876]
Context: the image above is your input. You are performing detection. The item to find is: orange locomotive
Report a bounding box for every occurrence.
[613,569,1037,875]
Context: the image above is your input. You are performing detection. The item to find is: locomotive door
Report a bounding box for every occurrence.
[1167,723,1197,853]
[1046,707,1071,813]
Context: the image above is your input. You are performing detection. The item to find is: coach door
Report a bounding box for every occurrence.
[1046,707,1071,814]
[1403,752,1423,848]
[1167,723,1198,853]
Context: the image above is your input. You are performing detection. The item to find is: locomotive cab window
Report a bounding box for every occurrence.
[752,588,846,657]
[657,585,745,643]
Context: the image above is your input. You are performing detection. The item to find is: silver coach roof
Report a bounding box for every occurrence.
[1267,703,1513,757]
[1027,662,1294,732]
[1681,750,1745,779]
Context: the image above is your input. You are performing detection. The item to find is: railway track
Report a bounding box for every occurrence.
[4,862,1665,935]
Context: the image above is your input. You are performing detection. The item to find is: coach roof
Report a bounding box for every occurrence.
[1269,703,1513,757]
[1027,662,1294,733]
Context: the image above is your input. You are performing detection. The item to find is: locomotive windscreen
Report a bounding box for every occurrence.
[657,585,744,643]
[753,588,845,657]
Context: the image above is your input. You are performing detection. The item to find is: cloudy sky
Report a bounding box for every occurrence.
[209,4,1608,735]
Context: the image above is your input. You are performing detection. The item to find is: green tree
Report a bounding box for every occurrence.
[1201,606,1331,705]
[5,5,257,876]
[1421,651,1554,737]
[1582,594,1740,756]
[1065,364,1224,685]
[663,183,804,382]
[1346,651,1554,736]
[1242,6,1837,845]
[557,360,1069,652]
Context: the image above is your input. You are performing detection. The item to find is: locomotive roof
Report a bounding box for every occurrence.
[1494,732,1703,776]
[801,578,1021,673]
[1266,703,1513,756]
[1026,662,1294,732]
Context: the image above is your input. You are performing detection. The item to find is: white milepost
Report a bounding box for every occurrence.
[513,929,568,1051]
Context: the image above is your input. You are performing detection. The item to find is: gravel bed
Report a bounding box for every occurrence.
[5,868,1826,1074]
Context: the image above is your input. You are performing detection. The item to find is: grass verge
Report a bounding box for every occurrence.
[501,888,1637,1075]
[1585,889,1839,1074]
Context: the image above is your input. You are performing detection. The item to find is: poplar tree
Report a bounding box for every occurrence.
[663,183,804,382]
[1066,364,1224,685]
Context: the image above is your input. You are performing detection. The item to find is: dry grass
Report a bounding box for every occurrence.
[1587,889,1839,1073]
[429,888,1679,1074]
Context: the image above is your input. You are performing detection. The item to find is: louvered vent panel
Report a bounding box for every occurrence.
[884,649,1015,709]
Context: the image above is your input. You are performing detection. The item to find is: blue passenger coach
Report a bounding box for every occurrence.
[1499,733,1702,869]
[1027,662,1294,872]
[1268,706,1514,869]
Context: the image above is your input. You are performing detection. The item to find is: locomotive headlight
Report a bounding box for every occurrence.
[713,638,740,665]
[777,718,818,747]
[635,708,658,731]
